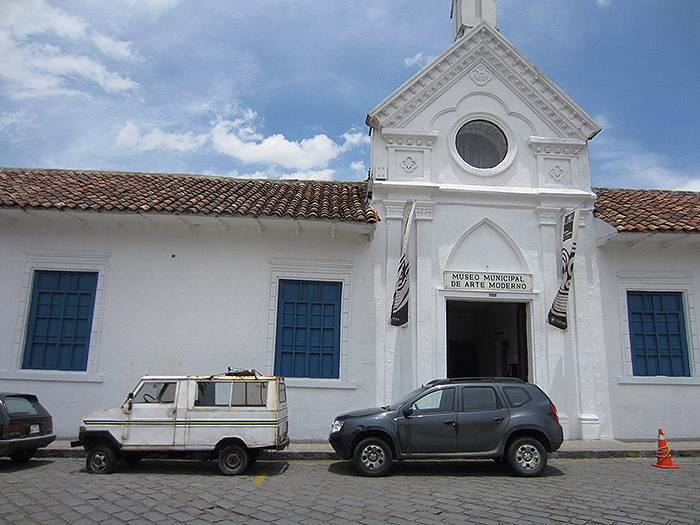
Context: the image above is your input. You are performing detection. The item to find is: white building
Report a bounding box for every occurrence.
[1,0,699,441]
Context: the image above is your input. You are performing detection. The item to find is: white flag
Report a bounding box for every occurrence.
[548,206,580,330]
[390,200,417,326]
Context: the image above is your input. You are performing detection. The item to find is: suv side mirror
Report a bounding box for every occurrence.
[402,406,414,418]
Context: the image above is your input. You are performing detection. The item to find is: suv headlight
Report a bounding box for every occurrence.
[330,419,344,433]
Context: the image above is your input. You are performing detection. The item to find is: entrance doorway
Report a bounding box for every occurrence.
[446,300,528,381]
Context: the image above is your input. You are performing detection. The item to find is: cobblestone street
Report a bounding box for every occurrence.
[1,456,698,524]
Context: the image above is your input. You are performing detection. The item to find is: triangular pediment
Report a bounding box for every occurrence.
[367,23,601,141]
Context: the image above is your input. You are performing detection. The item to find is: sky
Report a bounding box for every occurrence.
[1,0,699,190]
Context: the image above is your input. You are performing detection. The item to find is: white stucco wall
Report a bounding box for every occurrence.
[597,228,700,440]
[0,210,379,440]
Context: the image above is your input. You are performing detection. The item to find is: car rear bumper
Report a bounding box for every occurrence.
[0,433,56,456]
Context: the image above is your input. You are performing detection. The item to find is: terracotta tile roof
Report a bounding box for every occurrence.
[0,168,379,224]
[594,187,700,233]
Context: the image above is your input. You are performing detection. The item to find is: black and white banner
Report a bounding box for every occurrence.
[390,200,417,326]
[548,206,580,331]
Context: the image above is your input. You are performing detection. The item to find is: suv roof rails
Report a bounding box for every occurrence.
[427,377,526,386]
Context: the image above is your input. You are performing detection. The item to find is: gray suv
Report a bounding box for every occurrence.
[329,378,563,477]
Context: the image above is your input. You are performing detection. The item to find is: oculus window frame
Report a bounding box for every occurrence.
[449,113,516,177]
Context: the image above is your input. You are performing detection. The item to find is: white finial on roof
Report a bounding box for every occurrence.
[451,0,497,41]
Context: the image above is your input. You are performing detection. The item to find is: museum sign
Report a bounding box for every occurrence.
[444,272,533,292]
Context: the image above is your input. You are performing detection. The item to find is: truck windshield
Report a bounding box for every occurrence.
[133,382,176,403]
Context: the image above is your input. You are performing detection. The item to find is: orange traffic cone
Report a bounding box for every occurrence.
[652,429,679,469]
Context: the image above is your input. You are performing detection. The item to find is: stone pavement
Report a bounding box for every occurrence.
[2,455,699,524]
[40,437,700,460]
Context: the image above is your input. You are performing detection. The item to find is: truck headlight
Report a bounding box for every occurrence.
[331,419,344,433]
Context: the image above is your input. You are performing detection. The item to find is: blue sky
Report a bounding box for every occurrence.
[1,0,699,189]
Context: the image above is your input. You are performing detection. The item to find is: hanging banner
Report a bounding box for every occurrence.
[548,206,580,330]
[390,200,417,326]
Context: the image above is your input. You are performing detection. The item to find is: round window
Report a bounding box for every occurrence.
[455,120,508,169]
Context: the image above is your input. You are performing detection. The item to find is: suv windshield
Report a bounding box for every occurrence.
[388,386,428,411]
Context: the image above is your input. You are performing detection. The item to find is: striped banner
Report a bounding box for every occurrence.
[390,200,417,326]
[548,206,580,330]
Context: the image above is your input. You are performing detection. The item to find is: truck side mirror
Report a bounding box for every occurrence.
[123,392,134,412]
[402,405,414,418]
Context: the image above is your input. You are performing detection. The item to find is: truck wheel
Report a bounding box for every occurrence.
[353,437,392,476]
[507,437,547,477]
[86,445,117,474]
[9,448,36,463]
[218,444,248,475]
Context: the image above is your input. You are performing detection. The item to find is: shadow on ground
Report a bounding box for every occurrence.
[73,458,291,477]
[328,459,564,478]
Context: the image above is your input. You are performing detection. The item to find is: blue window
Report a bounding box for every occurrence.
[627,292,690,377]
[275,280,341,379]
[23,271,98,371]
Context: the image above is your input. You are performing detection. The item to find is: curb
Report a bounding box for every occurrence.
[37,448,700,461]
[551,449,700,459]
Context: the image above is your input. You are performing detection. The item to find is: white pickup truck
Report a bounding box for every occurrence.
[71,369,289,475]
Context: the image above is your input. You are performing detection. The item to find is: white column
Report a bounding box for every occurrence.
[377,201,407,405]
[415,202,436,387]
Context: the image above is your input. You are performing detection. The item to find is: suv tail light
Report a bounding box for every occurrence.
[47,418,53,433]
[550,403,559,423]
[4,421,20,437]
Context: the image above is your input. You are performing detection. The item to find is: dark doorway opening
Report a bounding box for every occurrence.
[446,301,528,381]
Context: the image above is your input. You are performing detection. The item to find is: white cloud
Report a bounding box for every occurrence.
[209,110,367,172]
[212,119,341,171]
[592,136,700,190]
[33,50,137,93]
[404,52,435,68]
[279,169,336,181]
[92,33,144,62]
[596,0,613,7]
[679,180,700,192]
[202,167,336,181]
[0,0,138,98]
[592,114,612,131]
[0,0,87,40]
[351,161,367,174]
[116,106,369,175]
[340,128,370,150]
[0,110,35,137]
[116,121,207,153]
[125,0,185,20]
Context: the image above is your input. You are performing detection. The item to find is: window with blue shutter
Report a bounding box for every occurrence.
[275,280,341,379]
[22,270,98,372]
[627,291,690,377]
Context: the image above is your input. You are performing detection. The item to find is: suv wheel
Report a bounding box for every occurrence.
[353,437,392,477]
[218,444,248,475]
[507,437,547,477]
[9,448,37,463]
[86,445,117,474]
